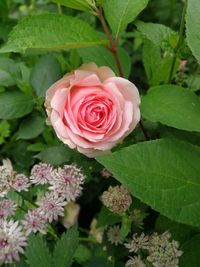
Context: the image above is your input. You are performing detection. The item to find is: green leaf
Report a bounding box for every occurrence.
[186,0,200,64]
[78,46,131,78]
[53,225,79,267]
[0,14,107,53]
[141,85,200,132]
[35,145,74,165]
[103,0,149,35]
[142,40,179,85]
[25,234,53,267]
[0,120,10,144]
[156,215,196,244]
[30,54,62,97]
[18,115,45,140]
[0,57,21,86]
[97,139,200,227]
[74,244,92,263]
[136,21,178,51]
[180,235,200,267]
[51,0,95,12]
[97,206,121,227]
[0,91,34,119]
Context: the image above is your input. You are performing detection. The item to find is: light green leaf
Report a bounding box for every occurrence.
[180,234,200,267]
[0,91,34,119]
[103,0,149,36]
[0,57,21,86]
[30,54,62,97]
[78,46,131,78]
[36,146,74,165]
[18,115,45,140]
[186,0,200,64]
[25,234,53,267]
[136,21,178,50]
[142,39,179,85]
[53,225,79,267]
[141,85,200,132]
[74,244,92,263]
[0,14,107,53]
[51,0,95,12]
[97,139,200,227]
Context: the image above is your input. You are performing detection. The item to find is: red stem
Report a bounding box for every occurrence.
[97,6,150,140]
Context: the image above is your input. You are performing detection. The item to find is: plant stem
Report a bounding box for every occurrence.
[97,6,124,77]
[168,0,188,83]
[97,4,150,140]
[79,237,97,244]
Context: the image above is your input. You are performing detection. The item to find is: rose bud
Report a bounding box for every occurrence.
[45,63,140,157]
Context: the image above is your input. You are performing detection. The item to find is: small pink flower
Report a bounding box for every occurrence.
[12,174,30,192]
[30,163,53,185]
[45,63,140,157]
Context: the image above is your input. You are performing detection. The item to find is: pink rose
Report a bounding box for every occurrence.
[45,63,140,157]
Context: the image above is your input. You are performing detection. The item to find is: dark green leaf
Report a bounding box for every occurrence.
[97,206,121,227]
[36,145,74,165]
[74,244,92,263]
[180,234,200,267]
[97,139,200,227]
[0,57,21,86]
[78,46,131,78]
[0,91,34,119]
[141,85,200,132]
[18,115,45,140]
[30,54,62,97]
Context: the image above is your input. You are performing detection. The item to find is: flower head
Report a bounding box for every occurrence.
[49,165,85,202]
[11,174,30,192]
[38,191,67,223]
[107,225,123,246]
[0,220,27,265]
[102,185,132,214]
[21,209,47,235]
[30,163,53,185]
[0,199,17,221]
[0,159,14,197]
[125,232,149,253]
[125,256,146,267]
[45,63,140,157]
[147,231,182,267]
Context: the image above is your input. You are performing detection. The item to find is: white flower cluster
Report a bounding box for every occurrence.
[124,231,183,267]
[0,159,85,266]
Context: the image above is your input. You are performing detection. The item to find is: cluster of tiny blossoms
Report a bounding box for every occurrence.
[124,231,182,267]
[0,160,85,265]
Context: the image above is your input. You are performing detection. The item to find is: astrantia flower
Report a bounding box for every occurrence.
[107,225,123,246]
[30,163,53,185]
[45,63,140,157]
[38,192,67,223]
[21,209,47,235]
[125,256,146,267]
[147,231,182,267]
[0,199,16,220]
[125,233,149,253]
[49,165,85,202]
[0,220,27,265]
[0,159,14,197]
[102,185,132,214]
[11,174,30,192]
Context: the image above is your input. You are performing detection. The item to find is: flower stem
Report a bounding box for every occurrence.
[168,0,188,83]
[97,4,150,140]
[97,6,124,77]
